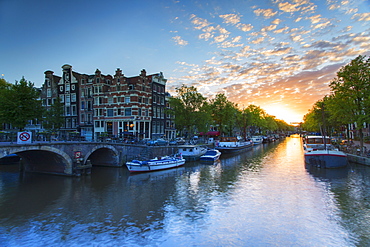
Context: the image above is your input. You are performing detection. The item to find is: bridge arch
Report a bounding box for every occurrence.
[84,144,121,167]
[0,146,73,175]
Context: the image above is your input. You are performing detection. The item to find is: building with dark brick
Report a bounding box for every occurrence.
[40,64,175,141]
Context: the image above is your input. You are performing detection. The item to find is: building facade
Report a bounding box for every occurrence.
[40,64,174,141]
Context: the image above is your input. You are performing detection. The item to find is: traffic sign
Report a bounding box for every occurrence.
[17,132,32,144]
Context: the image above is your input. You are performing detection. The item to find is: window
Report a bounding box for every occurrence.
[138,108,142,116]
[72,105,76,115]
[95,121,100,128]
[66,106,70,116]
[108,97,113,104]
[47,88,51,97]
[107,109,114,116]
[125,96,130,103]
[71,93,76,102]
[65,95,70,104]
[87,101,92,111]
[125,108,132,116]
[66,84,70,93]
[60,95,64,103]
[47,98,52,106]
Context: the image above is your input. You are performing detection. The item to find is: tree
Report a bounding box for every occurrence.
[43,97,64,133]
[210,93,238,136]
[245,105,266,135]
[0,78,12,126]
[329,55,370,153]
[167,85,210,138]
[0,77,43,130]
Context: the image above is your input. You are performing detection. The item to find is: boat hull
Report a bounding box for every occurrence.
[177,145,207,161]
[126,158,185,173]
[304,151,347,168]
[216,143,253,154]
[199,149,221,161]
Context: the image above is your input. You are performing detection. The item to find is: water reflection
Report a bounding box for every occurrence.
[0,137,369,246]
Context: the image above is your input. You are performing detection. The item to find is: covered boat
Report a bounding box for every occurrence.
[216,137,253,153]
[177,145,207,161]
[251,136,263,145]
[200,149,222,161]
[126,154,185,173]
[303,135,347,168]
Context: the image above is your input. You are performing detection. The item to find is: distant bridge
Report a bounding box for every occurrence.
[0,142,178,176]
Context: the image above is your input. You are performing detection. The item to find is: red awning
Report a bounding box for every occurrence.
[206,131,220,136]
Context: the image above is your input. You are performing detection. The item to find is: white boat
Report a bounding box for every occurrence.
[216,137,253,154]
[177,145,207,161]
[303,135,347,168]
[251,136,263,145]
[200,149,222,161]
[126,154,185,173]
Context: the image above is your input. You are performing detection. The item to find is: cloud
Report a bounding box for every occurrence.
[172,36,188,46]
[253,8,278,18]
[237,23,253,32]
[352,12,370,22]
[219,13,241,25]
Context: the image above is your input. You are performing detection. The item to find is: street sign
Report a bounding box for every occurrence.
[17,131,32,144]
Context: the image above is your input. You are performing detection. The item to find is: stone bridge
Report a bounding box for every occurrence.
[0,142,178,176]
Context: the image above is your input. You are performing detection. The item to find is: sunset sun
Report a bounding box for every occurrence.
[264,105,303,124]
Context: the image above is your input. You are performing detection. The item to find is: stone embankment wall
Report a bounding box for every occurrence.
[347,154,370,166]
[121,145,180,163]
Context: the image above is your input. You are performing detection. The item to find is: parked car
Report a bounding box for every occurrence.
[176,137,186,145]
[147,138,168,146]
[169,139,177,145]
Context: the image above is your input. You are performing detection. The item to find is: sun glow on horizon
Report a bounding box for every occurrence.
[264,105,303,125]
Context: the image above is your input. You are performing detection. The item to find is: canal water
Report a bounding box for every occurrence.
[1,135,370,246]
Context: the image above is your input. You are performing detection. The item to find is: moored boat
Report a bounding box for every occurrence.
[126,154,185,173]
[215,137,253,154]
[200,149,222,161]
[303,135,347,168]
[177,145,207,161]
[251,136,263,145]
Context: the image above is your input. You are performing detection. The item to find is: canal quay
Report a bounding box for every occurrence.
[1,135,370,246]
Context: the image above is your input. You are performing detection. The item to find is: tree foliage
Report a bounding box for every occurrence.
[303,55,370,153]
[209,93,238,136]
[0,77,43,130]
[43,97,64,132]
[168,85,293,138]
[167,85,211,137]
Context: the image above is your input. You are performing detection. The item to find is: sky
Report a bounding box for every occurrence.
[1,0,370,123]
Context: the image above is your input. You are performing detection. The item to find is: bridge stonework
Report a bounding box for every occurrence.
[0,142,178,176]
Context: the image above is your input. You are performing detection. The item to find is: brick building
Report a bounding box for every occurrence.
[40,64,175,141]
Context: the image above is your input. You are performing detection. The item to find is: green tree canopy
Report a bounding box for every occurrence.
[43,97,64,132]
[168,85,211,138]
[210,93,238,136]
[329,55,370,150]
[0,77,43,130]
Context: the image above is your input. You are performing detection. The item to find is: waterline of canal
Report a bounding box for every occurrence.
[1,136,370,246]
